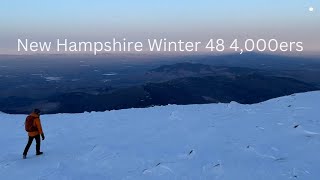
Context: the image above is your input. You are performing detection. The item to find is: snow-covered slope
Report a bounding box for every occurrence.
[1,91,320,180]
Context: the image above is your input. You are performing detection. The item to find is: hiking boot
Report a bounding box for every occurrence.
[23,155,26,159]
[36,152,43,156]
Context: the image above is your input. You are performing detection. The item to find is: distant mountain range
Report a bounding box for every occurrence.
[0,62,318,114]
[43,63,318,113]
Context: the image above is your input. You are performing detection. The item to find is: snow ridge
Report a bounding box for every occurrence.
[0,91,320,180]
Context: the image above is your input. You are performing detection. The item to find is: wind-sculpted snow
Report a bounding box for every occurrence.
[0,91,320,180]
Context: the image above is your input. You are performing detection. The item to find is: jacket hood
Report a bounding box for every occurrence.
[30,112,39,118]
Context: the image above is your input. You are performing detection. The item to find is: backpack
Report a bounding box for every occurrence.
[25,115,38,132]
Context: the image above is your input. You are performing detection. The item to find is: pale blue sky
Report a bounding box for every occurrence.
[1,0,319,53]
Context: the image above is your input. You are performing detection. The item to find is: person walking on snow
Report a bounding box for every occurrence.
[23,109,45,159]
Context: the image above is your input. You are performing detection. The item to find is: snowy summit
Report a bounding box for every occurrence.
[1,91,320,180]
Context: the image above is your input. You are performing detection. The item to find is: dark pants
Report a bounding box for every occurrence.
[23,135,41,155]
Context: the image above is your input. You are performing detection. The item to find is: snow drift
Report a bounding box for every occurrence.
[1,91,320,180]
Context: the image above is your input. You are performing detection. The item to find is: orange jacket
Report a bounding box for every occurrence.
[27,113,44,137]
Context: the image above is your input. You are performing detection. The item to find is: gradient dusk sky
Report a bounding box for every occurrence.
[1,0,319,54]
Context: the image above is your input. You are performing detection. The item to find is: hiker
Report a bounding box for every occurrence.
[23,109,45,159]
